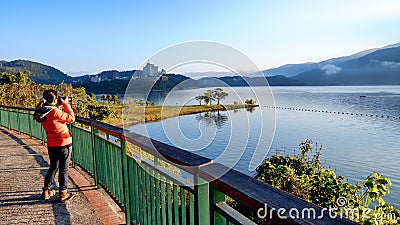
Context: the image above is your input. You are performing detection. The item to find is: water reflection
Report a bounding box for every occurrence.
[246,107,256,113]
[129,86,400,207]
[195,111,228,128]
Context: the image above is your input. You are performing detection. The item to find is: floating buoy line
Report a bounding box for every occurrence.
[263,106,400,119]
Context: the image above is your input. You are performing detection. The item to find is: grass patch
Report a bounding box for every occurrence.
[109,104,252,127]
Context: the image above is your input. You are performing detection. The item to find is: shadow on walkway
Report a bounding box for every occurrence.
[0,128,72,225]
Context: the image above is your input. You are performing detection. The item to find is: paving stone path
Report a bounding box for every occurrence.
[0,127,105,225]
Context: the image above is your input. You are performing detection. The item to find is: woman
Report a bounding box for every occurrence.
[34,89,75,202]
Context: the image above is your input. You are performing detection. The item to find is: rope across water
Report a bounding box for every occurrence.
[263,106,400,119]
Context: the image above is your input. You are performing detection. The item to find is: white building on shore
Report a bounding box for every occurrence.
[89,75,101,83]
[142,62,158,77]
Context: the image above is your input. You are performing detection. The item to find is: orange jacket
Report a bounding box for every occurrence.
[41,103,75,147]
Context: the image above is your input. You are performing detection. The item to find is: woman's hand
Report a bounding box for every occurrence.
[60,97,69,105]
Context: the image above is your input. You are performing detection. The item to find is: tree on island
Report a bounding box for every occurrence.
[89,93,97,102]
[101,94,107,102]
[101,94,112,103]
[111,95,120,104]
[195,95,206,105]
[213,88,229,105]
[204,89,215,105]
[245,98,256,105]
[196,88,229,106]
[101,94,119,104]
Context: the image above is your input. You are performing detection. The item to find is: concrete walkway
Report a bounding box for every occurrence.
[0,127,124,225]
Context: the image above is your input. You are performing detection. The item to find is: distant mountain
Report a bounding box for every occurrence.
[67,71,93,77]
[73,68,304,93]
[73,70,138,82]
[184,71,238,79]
[70,70,140,94]
[96,70,138,79]
[220,75,304,86]
[262,63,318,77]
[3,42,399,89]
[193,75,304,87]
[266,75,305,86]
[263,42,400,78]
[0,60,72,84]
[292,46,400,85]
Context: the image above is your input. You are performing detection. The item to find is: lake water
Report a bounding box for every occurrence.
[128,86,400,207]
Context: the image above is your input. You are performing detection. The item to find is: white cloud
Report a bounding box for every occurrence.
[320,64,342,75]
[381,61,400,69]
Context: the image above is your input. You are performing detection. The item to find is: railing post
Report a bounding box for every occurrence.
[0,107,2,127]
[28,111,32,138]
[7,108,11,130]
[120,137,132,225]
[210,187,226,225]
[68,123,75,167]
[194,173,210,225]
[91,126,99,187]
[17,109,21,134]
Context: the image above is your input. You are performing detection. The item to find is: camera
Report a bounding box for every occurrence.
[57,96,73,105]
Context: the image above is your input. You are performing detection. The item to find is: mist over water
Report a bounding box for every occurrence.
[129,86,400,207]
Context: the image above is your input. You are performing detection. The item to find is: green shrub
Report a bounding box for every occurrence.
[253,139,400,224]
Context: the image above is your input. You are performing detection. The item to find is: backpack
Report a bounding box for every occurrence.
[33,106,56,123]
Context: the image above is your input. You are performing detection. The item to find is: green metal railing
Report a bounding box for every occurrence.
[0,105,358,225]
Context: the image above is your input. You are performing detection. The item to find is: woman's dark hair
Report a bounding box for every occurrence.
[36,89,58,109]
[43,89,58,104]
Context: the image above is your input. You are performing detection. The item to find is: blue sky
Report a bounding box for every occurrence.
[1,0,399,75]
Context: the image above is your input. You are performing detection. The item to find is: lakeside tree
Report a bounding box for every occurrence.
[245,98,256,105]
[195,95,205,105]
[87,105,113,120]
[204,89,215,105]
[195,88,229,106]
[0,70,33,85]
[0,71,114,121]
[213,88,229,105]
[0,84,38,107]
[89,93,97,102]
[0,72,73,107]
[100,94,113,103]
[101,94,107,102]
[111,95,120,104]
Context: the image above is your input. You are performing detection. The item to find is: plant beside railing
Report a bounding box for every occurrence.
[254,139,400,225]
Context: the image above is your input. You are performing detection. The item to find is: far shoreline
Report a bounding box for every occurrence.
[94,84,400,96]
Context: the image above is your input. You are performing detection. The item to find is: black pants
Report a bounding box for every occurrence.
[43,144,72,191]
